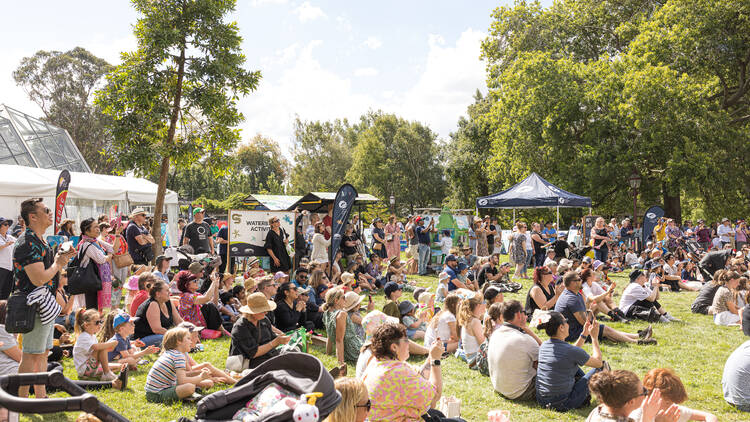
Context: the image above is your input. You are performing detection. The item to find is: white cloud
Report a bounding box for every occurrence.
[237,28,487,159]
[335,15,352,32]
[362,36,382,50]
[292,2,326,23]
[250,0,288,7]
[354,67,379,77]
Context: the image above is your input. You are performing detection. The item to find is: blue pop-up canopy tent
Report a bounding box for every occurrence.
[476,172,592,228]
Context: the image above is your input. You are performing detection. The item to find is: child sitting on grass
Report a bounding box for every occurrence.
[97,311,159,370]
[399,301,426,340]
[178,322,237,386]
[72,309,127,389]
[144,326,211,403]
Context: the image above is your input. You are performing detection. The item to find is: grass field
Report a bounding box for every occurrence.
[18,263,750,422]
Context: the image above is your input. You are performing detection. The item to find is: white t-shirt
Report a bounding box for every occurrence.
[460,318,481,355]
[424,312,456,346]
[543,257,556,267]
[712,237,723,249]
[439,236,453,256]
[624,252,638,267]
[663,263,678,276]
[0,234,15,271]
[582,281,606,300]
[619,283,652,314]
[0,325,19,376]
[718,224,734,243]
[488,324,539,399]
[630,405,692,422]
[311,233,330,263]
[355,347,374,379]
[73,332,97,375]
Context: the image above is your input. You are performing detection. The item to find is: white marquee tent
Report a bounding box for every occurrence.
[0,164,179,243]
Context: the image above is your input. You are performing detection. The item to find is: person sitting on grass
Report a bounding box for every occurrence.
[399,300,427,340]
[72,309,128,388]
[382,281,403,319]
[177,322,236,386]
[322,287,364,367]
[722,339,750,412]
[456,294,486,365]
[556,271,657,345]
[662,253,700,292]
[133,281,183,347]
[229,292,291,370]
[144,326,210,403]
[628,368,718,422]
[535,311,607,412]
[129,271,156,316]
[176,269,227,338]
[97,311,158,370]
[580,269,629,323]
[586,369,682,422]
[436,271,450,303]
[424,294,461,354]
[620,270,678,323]
[325,377,371,422]
[525,266,565,318]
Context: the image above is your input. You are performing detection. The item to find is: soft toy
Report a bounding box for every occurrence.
[292,392,323,422]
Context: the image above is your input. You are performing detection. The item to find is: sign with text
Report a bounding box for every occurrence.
[228,210,295,257]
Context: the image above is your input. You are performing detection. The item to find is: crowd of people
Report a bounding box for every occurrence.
[1,199,749,421]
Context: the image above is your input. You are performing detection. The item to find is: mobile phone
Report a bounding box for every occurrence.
[586,310,594,324]
[60,241,74,253]
[368,295,372,303]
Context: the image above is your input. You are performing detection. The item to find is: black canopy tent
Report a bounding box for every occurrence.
[475,172,592,229]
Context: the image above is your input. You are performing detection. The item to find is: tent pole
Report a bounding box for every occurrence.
[513,209,516,223]
[556,207,560,233]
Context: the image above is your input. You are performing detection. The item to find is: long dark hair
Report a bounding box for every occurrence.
[274,282,294,303]
[537,311,566,337]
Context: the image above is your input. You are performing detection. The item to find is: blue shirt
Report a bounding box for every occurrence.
[554,289,586,341]
[108,333,131,361]
[542,228,557,239]
[444,266,459,291]
[415,225,431,245]
[536,338,590,397]
[723,340,750,406]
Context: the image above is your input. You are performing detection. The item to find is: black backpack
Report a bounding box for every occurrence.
[66,243,102,295]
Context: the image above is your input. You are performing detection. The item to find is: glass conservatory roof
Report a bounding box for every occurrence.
[0,104,90,173]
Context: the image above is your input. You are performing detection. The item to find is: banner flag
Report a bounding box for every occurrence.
[54,170,71,234]
[641,205,665,246]
[328,184,358,274]
[228,210,295,257]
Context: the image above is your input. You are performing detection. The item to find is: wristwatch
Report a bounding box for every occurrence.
[432,359,441,366]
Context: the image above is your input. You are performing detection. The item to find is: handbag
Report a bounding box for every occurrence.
[113,252,134,269]
[225,354,250,372]
[438,396,461,418]
[67,243,103,295]
[6,290,38,333]
[136,245,155,263]
[373,242,382,251]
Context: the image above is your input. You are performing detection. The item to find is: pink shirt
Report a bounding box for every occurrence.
[363,360,436,421]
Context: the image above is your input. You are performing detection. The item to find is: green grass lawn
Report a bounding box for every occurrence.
[19,263,750,421]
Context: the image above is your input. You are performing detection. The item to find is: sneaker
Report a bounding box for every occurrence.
[659,315,671,323]
[601,360,611,372]
[101,371,118,382]
[665,313,681,322]
[183,392,204,403]
[637,338,657,345]
[637,325,653,340]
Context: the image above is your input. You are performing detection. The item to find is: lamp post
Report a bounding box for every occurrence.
[389,194,395,214]
[628,170,642,221]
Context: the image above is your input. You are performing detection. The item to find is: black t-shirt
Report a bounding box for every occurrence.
[487,224,496,245]
[218,226,228,257]
[699,249,732,275]
[341,234,357,255]
[126,222,151,263]
[477,263,498,287]
[13,229,54,294]
[554,240,570,258]
[183,221,212,254]
[691,283,720,314]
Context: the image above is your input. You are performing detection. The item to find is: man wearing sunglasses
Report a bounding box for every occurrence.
[14,198,77,399]
[0,216,16,300]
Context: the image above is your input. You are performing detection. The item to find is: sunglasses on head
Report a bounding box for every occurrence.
[355,399,372,412]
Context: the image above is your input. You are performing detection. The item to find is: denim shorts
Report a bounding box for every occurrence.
[22,314,54,354]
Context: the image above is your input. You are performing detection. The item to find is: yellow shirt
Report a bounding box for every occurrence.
[654,223,666,242]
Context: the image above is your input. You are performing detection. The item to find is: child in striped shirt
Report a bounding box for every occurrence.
[144,327,210,403]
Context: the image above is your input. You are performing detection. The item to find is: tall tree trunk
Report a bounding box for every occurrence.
[152,47,186,257]
[662,181,682,224]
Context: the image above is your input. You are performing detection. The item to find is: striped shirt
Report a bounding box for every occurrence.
[144,349,185,392]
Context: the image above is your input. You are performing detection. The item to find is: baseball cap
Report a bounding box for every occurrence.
[484,286,502,303]
[415,216,422,223]
[445,254,458,263]
[155,255,172,266]
[193,207,205,215]
[178,321,205,333]
[188,261,204,275]
[629,269,644,282]
[113,313,139,330]
[457,262,468,272]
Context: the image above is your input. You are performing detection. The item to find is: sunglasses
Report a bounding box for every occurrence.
[93,320,103,326]
[355,399,372,412]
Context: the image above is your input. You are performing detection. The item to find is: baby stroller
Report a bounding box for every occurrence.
[183,353,341,422]
[0,370,129,422]
[568,245,593,261]
[176,245,222,272]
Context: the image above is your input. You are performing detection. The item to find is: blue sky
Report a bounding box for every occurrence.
[0,0,551,157]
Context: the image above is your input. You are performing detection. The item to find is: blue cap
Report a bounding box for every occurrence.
[113,313,139,330]
[445,254,458,262]
[457,262,468,272]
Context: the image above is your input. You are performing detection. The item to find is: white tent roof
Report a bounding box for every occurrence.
[0,164,178,204]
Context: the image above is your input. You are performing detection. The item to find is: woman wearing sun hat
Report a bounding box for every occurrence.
[323,287,364,366]
[228,292,291,370]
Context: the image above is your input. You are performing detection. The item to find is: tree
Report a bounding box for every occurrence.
[96,0,260,255]
[236,134,289,194]
[13,47,115,173]
[289,117,357,194]
[347,112,445,211]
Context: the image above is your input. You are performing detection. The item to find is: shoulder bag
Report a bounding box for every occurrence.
[67,243,103,295]
[6,290,38,333]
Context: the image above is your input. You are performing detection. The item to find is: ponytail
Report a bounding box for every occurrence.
[97,310,118,343]
[74,308,100,338]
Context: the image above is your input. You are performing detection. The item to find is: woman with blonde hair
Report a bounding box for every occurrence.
[424,294,460,354]
[325,377,370,422]
[322,287,363,366]
[629,368,718,422]
[456,294,486,364]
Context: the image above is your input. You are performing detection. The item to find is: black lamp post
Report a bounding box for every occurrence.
[628,171,642,221]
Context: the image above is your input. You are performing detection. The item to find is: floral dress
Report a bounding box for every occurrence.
[384,223,401,260]
[476,227,489,256]
[178,292,207,327]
